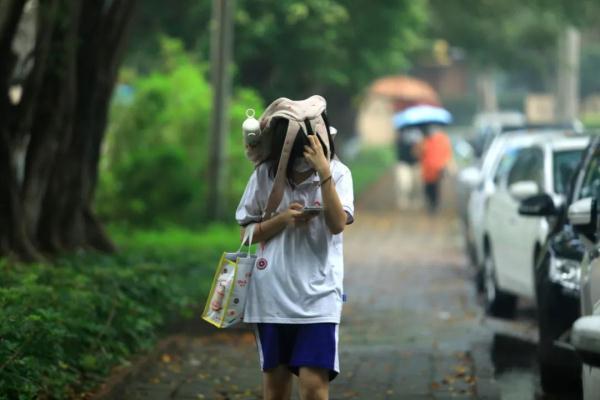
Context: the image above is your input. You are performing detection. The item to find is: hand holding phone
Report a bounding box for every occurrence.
[302,206,323,216]
[292,205,322,225]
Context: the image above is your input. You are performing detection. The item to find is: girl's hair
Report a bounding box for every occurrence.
[263,115,336,183]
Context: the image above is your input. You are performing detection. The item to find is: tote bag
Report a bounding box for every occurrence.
[202,224,256,328]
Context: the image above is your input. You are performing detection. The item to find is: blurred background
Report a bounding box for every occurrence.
[3,0,600,243]
[1,0,600,398]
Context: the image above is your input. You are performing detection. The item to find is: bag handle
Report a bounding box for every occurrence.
[237,223,256,256]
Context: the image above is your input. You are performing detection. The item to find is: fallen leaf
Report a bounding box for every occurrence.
[453,365,468,377]
[161,354,172,363]
[442,376,455,385]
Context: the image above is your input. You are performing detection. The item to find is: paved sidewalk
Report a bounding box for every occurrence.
[95,173,501,399]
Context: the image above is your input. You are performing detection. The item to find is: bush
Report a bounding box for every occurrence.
[0,225,240,399]
[583,113,600,130]
[97,37,263,227]
[98,146,196,226]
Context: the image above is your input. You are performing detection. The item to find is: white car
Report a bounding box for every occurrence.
[482,133,589,317]
[463,130,578,288]
[465,133,533,275]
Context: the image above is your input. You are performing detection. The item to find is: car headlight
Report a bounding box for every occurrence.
[549,257,581,292]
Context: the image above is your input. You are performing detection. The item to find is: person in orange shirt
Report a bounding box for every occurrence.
[413,124,452,214]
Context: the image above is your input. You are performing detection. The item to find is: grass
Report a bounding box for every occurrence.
[346,145,396,196]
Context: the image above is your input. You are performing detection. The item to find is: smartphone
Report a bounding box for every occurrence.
[302,206,323,216]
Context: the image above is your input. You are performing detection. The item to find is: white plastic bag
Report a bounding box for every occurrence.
[202,225,256,328]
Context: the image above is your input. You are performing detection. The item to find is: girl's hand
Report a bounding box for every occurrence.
[279,202,304,226]
[304,135,330,178]
[292,207,319,226]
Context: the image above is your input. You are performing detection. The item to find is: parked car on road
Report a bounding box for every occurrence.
[462,132,534,282]
[565,137,600,400]
[517,137,600,393]
[482,133,589,317]
[461,130,584,290]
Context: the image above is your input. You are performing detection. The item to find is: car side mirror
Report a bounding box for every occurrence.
[572,316,600,368]
[509,181,539,201]
[518,194,558,217]
[568,197,597,239]
[458,166,482,189]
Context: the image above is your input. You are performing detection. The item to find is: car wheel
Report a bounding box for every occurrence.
[483,247,517,318]
[474,262,485,293]
[535,255,581,394]
[462,220,478,267]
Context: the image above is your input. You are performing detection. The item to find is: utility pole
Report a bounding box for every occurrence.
[207,0,234,220]
[556,26,580,122]
[476,68,498,113]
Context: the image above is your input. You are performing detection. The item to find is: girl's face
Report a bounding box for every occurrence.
[293,157,313,173]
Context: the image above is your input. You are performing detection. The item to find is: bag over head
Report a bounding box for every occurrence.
[242,95,332,219]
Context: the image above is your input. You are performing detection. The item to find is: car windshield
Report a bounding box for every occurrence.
[554,149,584,195]
[578,148,600,200]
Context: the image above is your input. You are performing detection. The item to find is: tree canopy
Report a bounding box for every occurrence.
[428,0,600,79]
[127,0,428,101]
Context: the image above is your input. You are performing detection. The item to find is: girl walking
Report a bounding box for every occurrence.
[236,97,354,400]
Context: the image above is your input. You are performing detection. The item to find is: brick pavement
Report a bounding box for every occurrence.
[96,175,502,399]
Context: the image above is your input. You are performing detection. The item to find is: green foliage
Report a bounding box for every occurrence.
[97,38,263,227]
[0,225,241,399]
[346,145,395,196]
[429,0,561,72]
[428,0,600,94]
[583,114,600,129]
[126,1,428,100]
[233,0,428,99]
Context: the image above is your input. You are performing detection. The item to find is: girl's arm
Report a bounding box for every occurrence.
[304,135,347,235]
[240,203,303,244]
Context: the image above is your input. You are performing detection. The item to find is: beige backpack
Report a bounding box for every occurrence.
[242,95,332,219]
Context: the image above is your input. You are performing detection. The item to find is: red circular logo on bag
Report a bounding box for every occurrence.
[256,258,268,270]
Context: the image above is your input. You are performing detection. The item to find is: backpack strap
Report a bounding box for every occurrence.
[263,120,301,219]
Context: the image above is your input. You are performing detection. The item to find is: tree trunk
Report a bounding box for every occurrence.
[0,0,41,261]
[39,0,136,253]
[555,26,580,122]
[0,0,137,260]
[22,0,71,247]
[323,89,357,157]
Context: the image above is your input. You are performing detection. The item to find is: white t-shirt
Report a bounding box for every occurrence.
[236,159,354,324]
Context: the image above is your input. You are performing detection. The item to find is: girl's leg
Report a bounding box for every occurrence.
[298,367,329,400]
[263,365,293,400]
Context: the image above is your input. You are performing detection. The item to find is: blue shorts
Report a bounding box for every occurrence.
[254,323,340,381]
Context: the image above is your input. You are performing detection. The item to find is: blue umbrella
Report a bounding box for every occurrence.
[393,105,452,129]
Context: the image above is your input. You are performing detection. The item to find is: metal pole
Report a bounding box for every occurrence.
[207,0,234,220]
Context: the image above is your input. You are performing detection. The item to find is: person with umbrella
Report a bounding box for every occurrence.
[393,105,453,214]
